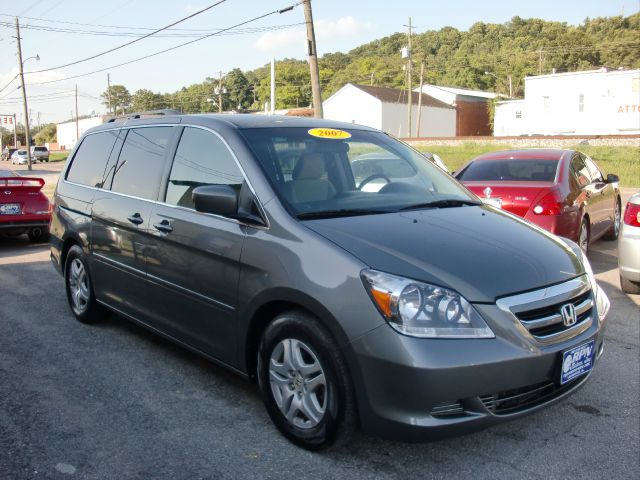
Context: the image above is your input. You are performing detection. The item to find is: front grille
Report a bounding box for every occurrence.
[496,275,594,344]
[480,378,582,415]
[515,291,593,339]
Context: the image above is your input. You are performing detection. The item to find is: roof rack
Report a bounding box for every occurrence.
[106,109,181,123]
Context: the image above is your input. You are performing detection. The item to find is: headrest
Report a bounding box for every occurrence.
[293,153,325,180]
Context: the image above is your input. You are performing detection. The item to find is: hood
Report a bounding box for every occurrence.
[304,205,583,303]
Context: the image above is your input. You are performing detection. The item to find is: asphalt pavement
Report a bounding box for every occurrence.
[0,229,639,480]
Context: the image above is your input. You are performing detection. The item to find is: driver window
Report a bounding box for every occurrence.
[583,156,604,183]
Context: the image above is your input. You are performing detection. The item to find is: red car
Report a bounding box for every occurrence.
[0,176,51,242]
[455,149,621,253]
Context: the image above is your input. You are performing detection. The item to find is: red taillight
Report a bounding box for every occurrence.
[533,191,563,215]
[623,202,640,227]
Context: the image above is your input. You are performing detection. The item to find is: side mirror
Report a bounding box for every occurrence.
[606,173,619,184]
[193,185,238,217]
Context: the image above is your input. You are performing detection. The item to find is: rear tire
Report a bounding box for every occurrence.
[257,311,356,450]
[64,245,107,324]
[604,199,621,241]
[620,274,640,294]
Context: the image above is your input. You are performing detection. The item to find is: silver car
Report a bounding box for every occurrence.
[11,150,28,165]
[619,192,640,294]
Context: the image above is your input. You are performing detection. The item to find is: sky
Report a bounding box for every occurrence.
[0,0,637,125]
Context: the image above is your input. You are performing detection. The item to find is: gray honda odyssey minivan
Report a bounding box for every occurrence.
[51,114,610,449]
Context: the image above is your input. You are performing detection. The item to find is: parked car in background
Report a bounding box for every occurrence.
[619,193,640,294]
[0,176,51,242]
[2,147,17,161]
[455,149,621,253]
[11,150,28,165]
[51,116,610,449]
[31,146,49,162]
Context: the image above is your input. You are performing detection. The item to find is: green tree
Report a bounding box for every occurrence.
[224,68,252,110]
[34,123,56,145]
[101,85,132,115]
[132,89,167,112]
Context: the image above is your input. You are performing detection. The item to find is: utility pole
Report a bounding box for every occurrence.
[75,84,79,143]
[15,17,33,170]
[508,74,513,98]
[302,0,323,118]
[218,71,223,113]
[416,61,425,137]
[13,114,17,148]
[107,73,112,114]
[270,58,276,115]
[404,17,414,138]
[538,49,543,75]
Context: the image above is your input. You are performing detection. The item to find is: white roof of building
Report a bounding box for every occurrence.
[526,67,640,81]
[417,84,499,99]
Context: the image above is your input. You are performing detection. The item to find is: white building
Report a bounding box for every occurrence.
[56,116,103,150]
[323,83,456,137]
[494,68,640,136]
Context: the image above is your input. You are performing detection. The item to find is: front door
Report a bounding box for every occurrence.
[145,126,247,364]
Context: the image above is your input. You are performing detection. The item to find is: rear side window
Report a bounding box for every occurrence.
[165,127,244,209]
[66,130,119,188]
[458,159,558,182]
[111,127,174,200]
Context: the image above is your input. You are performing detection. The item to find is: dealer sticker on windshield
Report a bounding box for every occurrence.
[308,128,352,139]
[560,339,594,385]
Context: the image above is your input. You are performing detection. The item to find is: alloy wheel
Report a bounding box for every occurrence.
[268,338,327,429]
[614,202,621,237]
[68,258,90,315]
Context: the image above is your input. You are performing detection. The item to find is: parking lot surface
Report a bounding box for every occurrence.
[0,166,638,479]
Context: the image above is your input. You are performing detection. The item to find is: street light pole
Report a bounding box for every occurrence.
[15,17,33,171]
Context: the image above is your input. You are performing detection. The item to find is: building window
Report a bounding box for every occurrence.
[578,94,585,113]
[515,110,522,119]
[543,96,550,113]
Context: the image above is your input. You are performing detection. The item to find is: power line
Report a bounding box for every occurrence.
[25,0,229,74]
[0,20,305,38]
[25,3,302,87]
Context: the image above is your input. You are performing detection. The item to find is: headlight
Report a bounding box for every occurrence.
[361,269,494,338]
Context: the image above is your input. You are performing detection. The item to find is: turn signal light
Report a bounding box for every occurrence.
[623,202,640,227]
[533,191,563,215]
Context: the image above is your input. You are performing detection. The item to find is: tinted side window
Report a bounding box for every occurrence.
[66,130,119,187]
[111,127,173,200]
[570,154,592,186]
[165,127,244,209]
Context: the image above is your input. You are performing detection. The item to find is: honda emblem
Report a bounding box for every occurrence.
[560,303,577,327]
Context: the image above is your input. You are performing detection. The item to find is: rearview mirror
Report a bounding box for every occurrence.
[193,185,238,217]
[606,173,619,184]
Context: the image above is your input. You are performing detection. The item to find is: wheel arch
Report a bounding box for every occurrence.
[241,288,350,380]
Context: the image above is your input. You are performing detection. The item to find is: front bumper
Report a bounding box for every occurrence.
[347,285,608,441]
[619,224,640,282]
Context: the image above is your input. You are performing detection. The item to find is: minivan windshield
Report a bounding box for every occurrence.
[240,127,478,219]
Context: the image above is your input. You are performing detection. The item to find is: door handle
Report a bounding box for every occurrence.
[153,220,173,233]
[127,213,144,225]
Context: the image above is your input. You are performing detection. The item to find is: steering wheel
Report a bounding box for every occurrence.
[358,174,391,190]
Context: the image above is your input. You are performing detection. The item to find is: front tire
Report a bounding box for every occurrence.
[578,218,590,255]
[64,245,107,324]
[257,311,356,450]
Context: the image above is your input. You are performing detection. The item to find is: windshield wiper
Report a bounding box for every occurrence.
[398,199,482,211]
[297,208,392,220]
